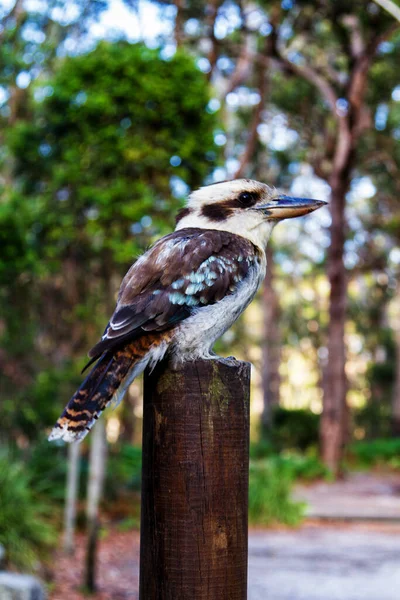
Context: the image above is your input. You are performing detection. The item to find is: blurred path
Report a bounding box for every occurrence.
[249,523,400,600]
[51,474,400,599]
[294,472,400,521]
[51,522,400,600]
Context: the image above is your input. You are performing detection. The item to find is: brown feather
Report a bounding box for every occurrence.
[49,332,172,442]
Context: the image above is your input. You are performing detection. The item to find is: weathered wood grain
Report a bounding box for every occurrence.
[139,357,251,600]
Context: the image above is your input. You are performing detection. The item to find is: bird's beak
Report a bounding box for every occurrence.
[255,195,327,220]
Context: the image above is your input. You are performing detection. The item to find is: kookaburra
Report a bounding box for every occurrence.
[49,179,326,443]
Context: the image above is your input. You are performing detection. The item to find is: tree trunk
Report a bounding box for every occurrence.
[205,0,222,79]
[320,174,349,475]
[63,442,81,554]
[84,419,107,593]
[261,247,281,434]
[392,282,400,435]
[174,0,185,47]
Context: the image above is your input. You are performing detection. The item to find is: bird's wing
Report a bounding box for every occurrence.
[88,228,258,358]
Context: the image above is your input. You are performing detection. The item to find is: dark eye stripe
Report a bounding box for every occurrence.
[201,191,259,221]
[201,203,233,221]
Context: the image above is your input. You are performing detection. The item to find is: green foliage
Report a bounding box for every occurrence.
[348,438,400,469]
[250,438,275,460]
[1,363,81,445]
[105,444,142,500]
[250,442,330,481]
[249,459,305,526]
[26,442,143,508]
[0,194,43,285]
[278,452,331,481]
[353,402,392,441]
[0,453,57,570]
[9,41,219,265]
[0,40,220,445]
[270,407,320,451]
[25,441,69,504]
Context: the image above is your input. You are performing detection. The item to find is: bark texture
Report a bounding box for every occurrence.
[261,247,281,432]
[321,174,349,472]
[85,418,106,593]
[392,284,400,435]
[139,357,251,600]
[63,441,81,554]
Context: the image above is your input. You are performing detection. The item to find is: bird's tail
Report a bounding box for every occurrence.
[48,333,170,443]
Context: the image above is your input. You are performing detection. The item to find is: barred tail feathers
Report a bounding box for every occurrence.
[48,334,170,443]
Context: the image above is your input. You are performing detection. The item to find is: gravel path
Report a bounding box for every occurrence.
[249,523,400,600]
[294,472,400,521]
[50,473,400,599]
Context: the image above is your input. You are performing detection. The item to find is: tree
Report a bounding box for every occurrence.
[261,247,282,431]
[63,442,81,554]
[0,0,114,180]
[144,0,400,470]
[393,284,400,434]
[85,419,106,593]
[256,1,400,473]
[1,41,219,444]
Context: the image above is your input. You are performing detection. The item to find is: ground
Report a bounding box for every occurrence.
[49,472,400,600]
[50,531,140,600]
[249,522,400,600]
[294,471,400,520]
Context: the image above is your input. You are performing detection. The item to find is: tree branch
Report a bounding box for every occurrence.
[233,54,269,178]
[273,53,339,114]
[174,0,185,48]
[221,33,253,99]
[373,0,400,22]
[1,0,24,26]
[0,0,25,42]
[205,0,223,79]
[264,23,340,116]
[342,14,365,58]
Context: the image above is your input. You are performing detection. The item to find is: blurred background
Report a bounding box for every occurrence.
[1,0,400,598]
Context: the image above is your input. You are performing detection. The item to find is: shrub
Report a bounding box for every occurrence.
[270,407,320,451]
[104,444,142,501]
[250,441,329,482]
[249,438,274,460]
[26,440,69,504]
[0,453,57,569]
[249,458,305,526]
[348,438,400,468]
[278,452,331,481]
[353,403,392,440]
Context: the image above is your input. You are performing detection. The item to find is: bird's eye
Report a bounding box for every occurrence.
[238,192,256,207]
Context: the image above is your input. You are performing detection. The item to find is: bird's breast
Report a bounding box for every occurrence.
[170,256,265,362]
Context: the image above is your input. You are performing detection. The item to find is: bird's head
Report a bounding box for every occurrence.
[175,179,327,249]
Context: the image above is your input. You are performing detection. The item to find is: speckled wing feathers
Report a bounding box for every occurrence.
[89,228,258,358]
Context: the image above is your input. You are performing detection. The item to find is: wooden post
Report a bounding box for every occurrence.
[139,357,251,600]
